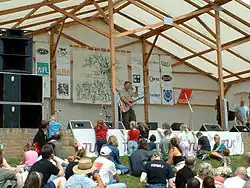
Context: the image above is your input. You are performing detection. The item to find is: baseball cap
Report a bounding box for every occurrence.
[100,146,112,156]
[149,149,157,157]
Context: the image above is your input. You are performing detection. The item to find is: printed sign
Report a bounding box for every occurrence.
[36,62,49,75]
[177,89,193,104]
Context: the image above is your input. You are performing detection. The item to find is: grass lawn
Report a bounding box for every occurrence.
[6,155,249,188]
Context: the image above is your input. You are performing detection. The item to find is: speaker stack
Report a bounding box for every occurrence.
[0,29,42,128]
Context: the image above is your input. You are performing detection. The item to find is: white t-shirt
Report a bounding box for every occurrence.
[223,176,245,188]
[94,156,117,185]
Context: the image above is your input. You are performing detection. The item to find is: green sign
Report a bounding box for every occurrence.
[36,62,49,75]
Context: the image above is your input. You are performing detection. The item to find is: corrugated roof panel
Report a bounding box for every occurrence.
[0,0,42,11]
[224,77,239,83]
[0,10,32,23]
[231,42,250,62]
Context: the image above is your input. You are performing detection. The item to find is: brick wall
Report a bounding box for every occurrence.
[242,133,250,153]
[0,129,75,159]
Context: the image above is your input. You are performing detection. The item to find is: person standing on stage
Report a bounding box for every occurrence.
[119,81,138,130]
[94,119,108,155]
[235,100,249,126]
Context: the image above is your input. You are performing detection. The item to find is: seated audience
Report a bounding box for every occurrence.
[186,178,201,188]
[148,135,156,151]
[127,121,140,155]
[217,148,232,177]
[159,129,172,161]
[167,137,185,171]
[68,138,83,161]
[196,132,211,160]
[223,167,247,188]
[0,168,23,188]
[23,143,38,168]
[65,149,86,180]
[105,136,129,175]
[213,176,224,188]
[33,120,49,154]
[30,144,65,187]
[138,122,149,140]
[243,181,250,188]
[195,162,214,187]
[94,146,126,187]
[65,158,105,188]
[202,176,215,188]
[140,150,174,188]
[48,114,63,138]
[175,156,195,188]
[245,152,250,179]
[130,139,150,177]
[24,171,66,188]
[48,132,63,159]
[94,120,108,155]
[210,134,226,161]
[157,122,172,139]
[0,144,16,170]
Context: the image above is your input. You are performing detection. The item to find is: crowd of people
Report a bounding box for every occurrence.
[0,116,250,188]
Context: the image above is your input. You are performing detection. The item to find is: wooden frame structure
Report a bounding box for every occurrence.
[1,0,250,129]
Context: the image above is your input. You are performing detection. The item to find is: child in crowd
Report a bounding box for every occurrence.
[221,148,232,177]
[210,134,226,161]
[48,114,63,138]
[196,132,211,160]
[127,121,140,155]
[148,134,156,151]
[68,138,83,162]
[138,122,149,140]
[22,143,38,169]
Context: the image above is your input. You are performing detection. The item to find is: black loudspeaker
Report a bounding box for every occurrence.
[0,29,33,73]
[0,72,42,103]
[230,125,250,132]
[146,122,158,130]
[199,123,222,131]
[0,104,42,128]
[171,122,183,131]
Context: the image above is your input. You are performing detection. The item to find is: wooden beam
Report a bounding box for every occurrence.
[93,0,109,24]
[195,16,216,38]
[115,40,140,50]
[115,21,164,38]
[215,9,225,130]
[222,9,250,29]
[145,34,159,64]
[53,21,65,57]
[224,84,232,95]
[174,87,218,92]
[235,0,250,10]
[224,70,250,79]
[142,38,149,122]
[50,27,56,115]
[222,35,250,50]
[226,49,250,65]
[48,4,110,38]
[61,32,90,47]
[226,76,250,84]
[172,71,213,75]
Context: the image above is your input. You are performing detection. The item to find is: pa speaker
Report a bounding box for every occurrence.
[230,125,250,132]
[68,120,93,129]
[171,122,183,131]
[146,122,158,130]
[104,121,125,129]
[199,123,222,131]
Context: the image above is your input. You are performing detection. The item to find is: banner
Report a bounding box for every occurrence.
[72,47,128,104]
[35,42,50,98]
[160,55,173,105]
[56,45,71,99]
[71,128,244,157]
[176,89,193,104]
[131,53,144,104]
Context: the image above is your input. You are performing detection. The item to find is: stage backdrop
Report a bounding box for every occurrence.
[72,47,128,104]
[71,128,243,157]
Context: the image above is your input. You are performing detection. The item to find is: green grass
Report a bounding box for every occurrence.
[6,156,249,188]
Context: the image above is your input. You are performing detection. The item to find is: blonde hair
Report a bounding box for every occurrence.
[180,124,189,133]
[138,122,149,131]
[214,134,220,140]
[130,121,137,129]
[69,138,78,147]
[108,136,118,147]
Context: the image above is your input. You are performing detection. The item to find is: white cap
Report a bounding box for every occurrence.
[100,146,112,156]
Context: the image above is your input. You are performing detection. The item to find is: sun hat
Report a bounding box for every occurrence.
[100,146,112,156]
[73,158,97,174]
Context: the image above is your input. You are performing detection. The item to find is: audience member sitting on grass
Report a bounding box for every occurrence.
[167,137,185,171]
[94,120,108,155]
[148,135,157,151]
[195,162,214,187]
[33,120,49,154]
[68,138,83,162]
[127,121,140,156]
[22,143,38,169]
[48,114,63,138]
[94,146,126,188]
[216,148,232,178]
[175,156,195,188]
[0,168,23,188]
[65,158,105,188]
[129,139,150,177]
[0,144,16,171]
[159,129,172,161]
[223,167,247,188]
[210,134,226,161]
[196,132,211,160]
[24,171,66,188]
[186,178,201,188]
[65,149,86,180]
[140,150,174,188]
[104,136,129,175]
[202,176,215,188]
[138,122,149,140]
[29,144,65,187]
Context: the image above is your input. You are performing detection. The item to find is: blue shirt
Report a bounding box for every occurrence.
[235,105,249,121]
[48,121,62,137]
[148,143,156,151]
[65,174,96,188]
[212,143,226,153]
[105,144,121,165]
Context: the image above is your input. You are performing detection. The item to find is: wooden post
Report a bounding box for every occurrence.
[215,8,225,129]
[142,38,149,122]
[108,0,117,128]
[50,27,56,116]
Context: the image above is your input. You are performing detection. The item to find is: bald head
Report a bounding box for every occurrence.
[185,156,196,169]
[235,167,247,180]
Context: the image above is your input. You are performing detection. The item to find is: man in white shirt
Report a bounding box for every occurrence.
[94,146,126,188]
[223,167,247,188]
[235,100,249,125]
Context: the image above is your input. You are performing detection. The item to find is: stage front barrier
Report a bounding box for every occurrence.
[69,126,244,157]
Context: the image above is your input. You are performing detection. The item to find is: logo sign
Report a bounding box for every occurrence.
[163,89,173,103]
[133,74,141,84]
[149,76,160,82]
[162,75,172,82]
[36,48,49,55]
[36,62,49,75]
[177,89,193,104]
[161,60,171,68]
[57,48,69,57]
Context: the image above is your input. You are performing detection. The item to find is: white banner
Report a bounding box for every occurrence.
[35,42,50,98]
[56,45,71,99]
[72,128,244,157]
[72,47,128,104]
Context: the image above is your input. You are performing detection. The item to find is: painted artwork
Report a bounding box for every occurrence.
[73,47,128,104]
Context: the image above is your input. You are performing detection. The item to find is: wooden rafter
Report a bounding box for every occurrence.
[235,0,250,10]
[224,84,232,95]
[48,4,110,38]
[222,35,250,50]
[115,40,140,50]
[227,49,250,65]
[226,76,250,84]
[224,70,250,79]
[61,32,90,47]
[52,21,65,58]
[222,9,250,29]
[93,0,109,24]
[195,16,216,38]
[145,34,159,64]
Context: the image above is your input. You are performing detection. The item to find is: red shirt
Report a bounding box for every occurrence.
[128,129,140,142]
[94,125,108,141]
